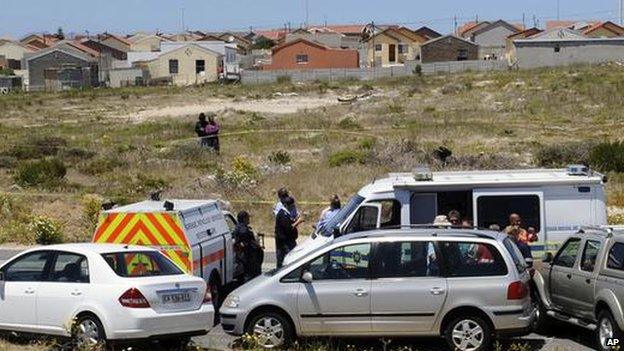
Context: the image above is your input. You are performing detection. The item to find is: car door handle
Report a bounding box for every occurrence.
[353,289,368,297]
[24,288,35,295]
[585,279,591,284]
[430,287,446,295]
[70,290,82,296]
[566,274,572,279]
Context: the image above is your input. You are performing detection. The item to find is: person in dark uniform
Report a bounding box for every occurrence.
[275,196,303,268]
[232,211,263,282]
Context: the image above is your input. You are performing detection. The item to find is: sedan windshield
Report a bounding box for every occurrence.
[102,251,183,277]
[319,195,365,237]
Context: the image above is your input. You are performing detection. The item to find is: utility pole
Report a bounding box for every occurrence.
[533,15,538,28]
[305,0,309,28]
[371,21,375,69]
[556,0,560,21]
[522,13,526,29]
[454,15,458,35]
[620,0,623,25]
[180,7,186,32]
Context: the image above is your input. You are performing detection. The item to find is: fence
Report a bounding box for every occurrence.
[241,60,508,85]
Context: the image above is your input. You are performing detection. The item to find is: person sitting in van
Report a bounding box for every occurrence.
[275,196,303,268]
[461,218,473,228]
[317,194,341,232]
[448,210,461,226]
[233,211,263,282]
[504,213,528,242]
[506,226,533,260]
[526,226,539,243]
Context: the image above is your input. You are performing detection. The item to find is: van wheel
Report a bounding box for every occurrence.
[597,310,624,351]
[73,314,106,348]
[444,315,492,351]
[532,294,552,333]
[246,310,293,349]
[208,276,222,325]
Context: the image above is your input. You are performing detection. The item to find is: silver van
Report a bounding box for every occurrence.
[220,229,535,351]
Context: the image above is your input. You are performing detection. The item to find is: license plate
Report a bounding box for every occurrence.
[162,292,191,304]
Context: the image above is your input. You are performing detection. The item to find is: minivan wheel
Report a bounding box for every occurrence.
[597,310,623,351]
[445,316,492,351]
[73,314,106,348]
[246,311,293,349]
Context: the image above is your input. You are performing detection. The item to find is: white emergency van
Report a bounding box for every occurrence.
[92,200,237,308]
[284,166,607,264]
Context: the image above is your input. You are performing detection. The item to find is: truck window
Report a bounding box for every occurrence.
[345,205,379,233]
[476,195,541,232]
[440,241,508,277]
[607,242,624,271]
[580,240,601,272]
[553,238,581,268]
[379,200,401,228]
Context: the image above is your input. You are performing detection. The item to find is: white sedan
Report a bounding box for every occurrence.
[0,243,214,347]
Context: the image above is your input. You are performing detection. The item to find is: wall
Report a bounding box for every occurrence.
[130,36,163,52]
[421,37,479,63]
[285,32,344,48]
[264,41,359,70]
[473,25,517,58]
[0,42,30,86]
[242,60,507,84]
[514,40,624,69]
[147,46,219,86]
[27,51,97,91]
[109,68,145,88]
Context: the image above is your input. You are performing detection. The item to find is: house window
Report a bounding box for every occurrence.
[375,44,382,51]
[398,44,408,54]
[554,45,561,53]
[168,59,179,74]
[7,59,21,70]
[457,49,469,61]
[195,59,205,74]
[296,54,309,64]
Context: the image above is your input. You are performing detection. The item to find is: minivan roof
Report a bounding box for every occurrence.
[335,228,507,244]
[105,200,218,213]
[359,168,604,197]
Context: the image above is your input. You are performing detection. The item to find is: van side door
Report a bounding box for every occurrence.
[549,238,582,311]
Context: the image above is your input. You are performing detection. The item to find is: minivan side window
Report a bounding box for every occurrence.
[476,195,541,232]
[441,241,508,277]
[2,251,51,282]
[307,244,371,280]
[373,241,439,278]
[607,242,624,271]
[554,238,582,268]
[580,240,601,272]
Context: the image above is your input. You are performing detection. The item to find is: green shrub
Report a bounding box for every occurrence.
[216,156,259,189]
[328,149,368,167]
[337,117,361,130]
[14,158,66,188]
[589,141,624,172]
[276,75,292,84]
[82,194,103,234]
[534,141,594,168]
[6,136,68,160]
[268,150,291,165]
[78,155,126,175]
[29,216,64,245]
[359,138,376,151]
[413,64,423,76]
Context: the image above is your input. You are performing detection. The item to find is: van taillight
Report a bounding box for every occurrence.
[507,281,528,300]
[203,288,212,304]
[119,288,150,308]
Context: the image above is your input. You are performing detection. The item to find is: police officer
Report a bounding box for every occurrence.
[232,211,263,282]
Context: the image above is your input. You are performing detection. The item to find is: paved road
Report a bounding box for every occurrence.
[0,249,599,351]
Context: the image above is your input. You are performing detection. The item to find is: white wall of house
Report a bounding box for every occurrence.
[514,39,624,69]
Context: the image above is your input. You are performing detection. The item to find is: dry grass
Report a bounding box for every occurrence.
[2,64,624,242]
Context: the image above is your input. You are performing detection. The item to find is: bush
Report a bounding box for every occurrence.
[413,64,423,76]
[328,149,368,167]
[337,117,361,130]
[215,156,259,189]
[276,75,292,84]
[82,194,103,234]
[78,155,126,175]
[534,141,595,168]
[14,158,66,188]
[6,136,68,160]
[268,150,291,165]
[589,141,624,172]
[29,216,64,245]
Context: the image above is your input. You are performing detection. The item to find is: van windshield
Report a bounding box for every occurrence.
[319,195,365,237]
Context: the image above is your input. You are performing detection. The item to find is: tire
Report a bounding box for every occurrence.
[208,275,222,326]
[531,291,553,334]
[444,315,493,351]
[73,314,106,348]
[596,310,624,351]
[245,310,294,349]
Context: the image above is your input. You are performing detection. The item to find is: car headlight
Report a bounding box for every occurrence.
[223,295,240,308]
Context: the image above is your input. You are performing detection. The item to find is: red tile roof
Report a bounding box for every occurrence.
[583,21,624,36]
[458,21,490,36]
[255,29,287,41]
[65,41,101,57]
[546,20,599,31]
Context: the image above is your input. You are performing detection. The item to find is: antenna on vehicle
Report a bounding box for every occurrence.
[164,201,174,211]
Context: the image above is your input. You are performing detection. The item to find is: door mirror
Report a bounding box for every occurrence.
[332,227,341,238]
[542,252,554,264]
[301,271,313,283]
[525,257,534,268]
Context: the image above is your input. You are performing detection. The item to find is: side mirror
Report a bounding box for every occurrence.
[301,271,313,283]
[542,252,554,264]
[332,227,341,238]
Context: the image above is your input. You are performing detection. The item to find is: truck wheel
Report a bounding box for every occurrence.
[597,310,624,351]
[532,295,553,333]
[444,315,492,351]
[245,310,294,349]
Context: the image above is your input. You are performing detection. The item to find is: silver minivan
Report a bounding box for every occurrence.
[220,229,535,351]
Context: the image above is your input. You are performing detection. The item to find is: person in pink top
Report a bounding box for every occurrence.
[204,113,220,153]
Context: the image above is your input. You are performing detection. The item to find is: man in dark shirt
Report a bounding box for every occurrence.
[232,211,263,282]
[275,196,303,268]
[195,113,209,147]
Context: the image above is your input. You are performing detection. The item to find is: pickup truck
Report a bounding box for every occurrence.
[532,227,624,351]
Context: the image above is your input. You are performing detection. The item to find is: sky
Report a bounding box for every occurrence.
[1,0,623,38]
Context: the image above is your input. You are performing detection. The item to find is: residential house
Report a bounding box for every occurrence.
[80,38,128,60]
[467,20,521,59]
[96,33,132,52]
[505,28,543,61]
[362,27,427,67]
[285,28,357,49]
[215,32,253,54]
[262,38,359,70]
[20,34,62,49]
[25,42,99,91]
[166,32,203,42]
[414,26,442,40]
[127,34,170,52]
[420,35,479,63]
[545,20,599,31]
[583,21,624,38]
[142,44,222,86]
[0,40,35,86]
[512,28,624,69]
[458,21,491,38]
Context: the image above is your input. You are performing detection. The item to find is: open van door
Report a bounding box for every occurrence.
[343,203,382,234]
[473,189,545,239]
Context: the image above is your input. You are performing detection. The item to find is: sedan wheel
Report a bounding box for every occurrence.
[74,317,104,347]
[253,316,284,349]
[445,315,492,351]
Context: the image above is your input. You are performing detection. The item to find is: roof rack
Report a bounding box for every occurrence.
[578,225,617,238]
[357,225,499,240]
